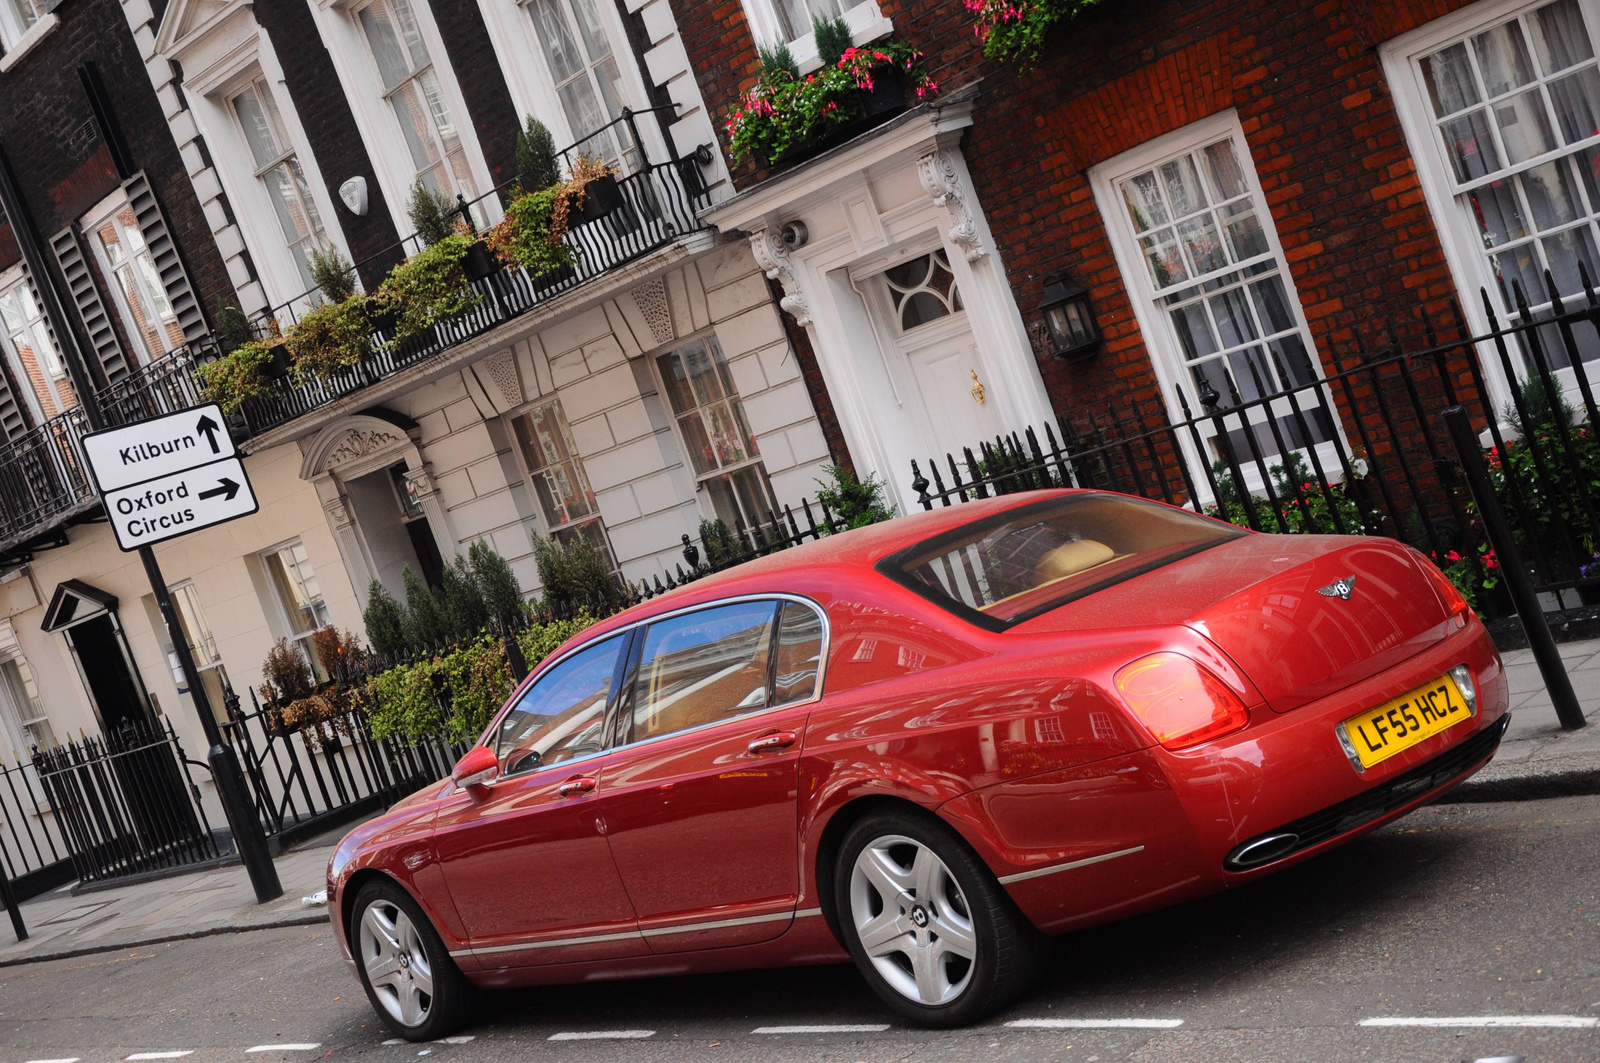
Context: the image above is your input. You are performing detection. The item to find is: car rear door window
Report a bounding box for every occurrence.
[773,600,824,705]
[627,601,780,742]
[494,635,623,775]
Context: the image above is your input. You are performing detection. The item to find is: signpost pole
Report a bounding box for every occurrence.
[138,546,282,903]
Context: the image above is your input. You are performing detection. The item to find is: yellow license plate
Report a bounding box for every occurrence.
[1340,673,1472,771]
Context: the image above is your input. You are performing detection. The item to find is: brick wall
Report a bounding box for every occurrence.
[429,0,521,189]
[670,0,1478,430]
[252,0,400,287]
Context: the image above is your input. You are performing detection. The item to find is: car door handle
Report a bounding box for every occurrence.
[747,731,798,755]
[557,776,597,797]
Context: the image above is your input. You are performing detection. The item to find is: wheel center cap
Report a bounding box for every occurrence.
[910,904,929,928]
[399,954,410,969]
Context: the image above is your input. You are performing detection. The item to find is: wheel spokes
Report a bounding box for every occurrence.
[860,844,916,899]
[361,902,433,1029]
[858,908,913,956]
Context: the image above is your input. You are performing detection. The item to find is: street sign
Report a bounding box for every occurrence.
[82,403,236,493]
[102,456,259,551]
[82,403,259,552]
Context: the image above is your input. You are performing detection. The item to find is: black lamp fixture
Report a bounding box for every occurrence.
[1037,271,1101,363]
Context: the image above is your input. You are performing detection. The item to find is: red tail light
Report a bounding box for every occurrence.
[1113,652,1251,750]
[1415,550,1473,630]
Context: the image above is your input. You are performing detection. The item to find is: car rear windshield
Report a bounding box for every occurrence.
[876,493,1244,630]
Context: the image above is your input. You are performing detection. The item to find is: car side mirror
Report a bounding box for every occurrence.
[451,746,499,790]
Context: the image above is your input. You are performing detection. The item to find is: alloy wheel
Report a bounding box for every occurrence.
[848,833,978,1006]
[360,900,435,1028]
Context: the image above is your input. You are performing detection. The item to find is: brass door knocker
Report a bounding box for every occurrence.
[970,370,986,406]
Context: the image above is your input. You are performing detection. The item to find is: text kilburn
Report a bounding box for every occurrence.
[119,435,195,465]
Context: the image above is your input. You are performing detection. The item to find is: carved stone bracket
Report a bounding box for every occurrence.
[325,427,406,468]
[402,465,439,501]
[917,151,987,263]
[748,228,813,327]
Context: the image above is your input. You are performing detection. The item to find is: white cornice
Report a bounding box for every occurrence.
[703,93,977,232]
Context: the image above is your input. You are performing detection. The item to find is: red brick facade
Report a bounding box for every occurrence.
[669,0,1483,426]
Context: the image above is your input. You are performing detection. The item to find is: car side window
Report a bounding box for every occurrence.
[627,601,780,743]
[494,635,622,776]
[773,600,824,705]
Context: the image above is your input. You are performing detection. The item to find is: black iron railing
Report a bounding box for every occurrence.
[31,719,222,888]
[240,108,709,437]
[0,752,74,906]
[910,275,1600,616]
[96,341,221,427]
[0,405,96,556]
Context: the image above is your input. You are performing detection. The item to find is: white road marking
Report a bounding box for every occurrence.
[24,1057,81,1062]
[124,1054,195,1060]
[1006,1019,1185,1029]
[1359,1016,1599,1028]
[752,1024,891,1034]
[382,1040,404,1046]
[436,1036,475,1044]
[246,1045,321,1053]
[548,1030,656,1040]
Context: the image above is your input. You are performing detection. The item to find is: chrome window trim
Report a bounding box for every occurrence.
[479,592,830,779]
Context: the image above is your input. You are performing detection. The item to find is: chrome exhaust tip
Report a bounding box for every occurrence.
[1224,831,1301,871]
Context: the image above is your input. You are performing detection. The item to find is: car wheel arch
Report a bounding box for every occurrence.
[341,868,409,943]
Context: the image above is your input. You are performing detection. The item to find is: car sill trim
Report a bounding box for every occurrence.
[452,908,826,959]
[997,845,1146,885]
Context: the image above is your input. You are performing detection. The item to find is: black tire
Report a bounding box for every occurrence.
[833,807,1047,1027]
[350,878,476,1040]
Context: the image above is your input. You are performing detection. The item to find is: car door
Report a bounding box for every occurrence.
[597,597,827,954]
[433,632,648,966]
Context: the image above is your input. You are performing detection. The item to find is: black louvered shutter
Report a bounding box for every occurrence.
[124,172,208,345]
[50,225,128,387]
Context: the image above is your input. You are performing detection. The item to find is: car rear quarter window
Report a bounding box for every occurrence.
[494,635,623,775]
[877,493,1243,630]
[773,600,824,705]
[628,600,781,742]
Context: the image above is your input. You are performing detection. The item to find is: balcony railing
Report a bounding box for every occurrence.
[242,108,710,436]
[0,404,96,558]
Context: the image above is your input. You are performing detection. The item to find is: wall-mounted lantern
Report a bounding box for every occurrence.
[1037,272,1100,363]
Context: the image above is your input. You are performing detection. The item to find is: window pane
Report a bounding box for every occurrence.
[513,402,601,531]
[1472,21,1536,97]
[681,339,726,404]
[359,2,414,89]
[676,411,716,474]
[391,81,444,172]
[495,636,620,774]
[1542,224,1600,295]
[1493,88,1557,164]
[1530,0,1594,76]
[568,0,611,62]
[1441,109,1502,180]
[232,86,283,168]
[629,601,777,742]
[1208,286,1259,348]
[1423,42,1481,116]
[1248,274,1297,335]
[1160,155,1207,216]
[1119,171,1168,232]
[1202,139,1249,199]
[773,601,823,705]
[1169,302,1220,362]
[263,541,328,637]
[1178,213,1229,275]
[1471,180,1530,245]
[529,0,585,83]
[1490,241,1544,308]
[1522,158,1585,230]
[1548,66,1600,145]
[1139,228,1188,287]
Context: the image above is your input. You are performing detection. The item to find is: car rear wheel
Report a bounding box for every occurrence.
[352,878,475,1040]
[834,808,1046,1026]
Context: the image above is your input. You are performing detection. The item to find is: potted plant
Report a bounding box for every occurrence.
[406,179,458,247]
[375,233,481,344]
[463,237,499,281]
[196,338,276,413]
[285,293,375,384]
[562,155,623,223]
[486,184,579,293]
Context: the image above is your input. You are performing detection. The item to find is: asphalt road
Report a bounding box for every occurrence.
[1,796,1596,1063]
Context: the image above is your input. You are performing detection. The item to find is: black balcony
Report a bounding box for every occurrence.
[0,405,97,560]
[240,108,710,438]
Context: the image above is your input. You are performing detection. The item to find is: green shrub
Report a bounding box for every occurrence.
[196,340,275,413]
[402,566,451,648]
[469,539,524,625]
[757,40,798,77]
[437,635,514,743]
[966,0,1103,68]
[812,13,852,65]
[515,116,559,191]
[286,294,373,383]
[364,659,443,744]
[698,517,741,567]
[1202,451,1377,535]
[485,186,576,278]
[534,535,618,612]
[406,179,457,246]
[362,579,409,657]
[515,614,595,671]
[376,234,480,342]
[441,555,490,638]
[214,299,252,350]
[307,244,357,302]
[814,463,896,529]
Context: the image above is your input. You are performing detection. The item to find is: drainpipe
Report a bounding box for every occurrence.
[0,140,106,431]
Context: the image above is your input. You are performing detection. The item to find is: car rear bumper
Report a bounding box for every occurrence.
[940,618,1508,933]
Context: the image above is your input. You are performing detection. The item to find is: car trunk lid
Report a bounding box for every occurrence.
[1016,534,1452,713]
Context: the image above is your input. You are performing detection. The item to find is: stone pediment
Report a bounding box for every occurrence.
[155,0,249,58]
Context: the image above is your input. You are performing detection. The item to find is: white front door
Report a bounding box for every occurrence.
[904,327,1004,452]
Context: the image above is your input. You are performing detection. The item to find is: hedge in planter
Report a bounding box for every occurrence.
[725,41,937,166]
[287,294,376,383]
[486,184,578,279]
[376,233,481,343]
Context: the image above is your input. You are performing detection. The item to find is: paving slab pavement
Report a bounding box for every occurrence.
[0,636,1595,967]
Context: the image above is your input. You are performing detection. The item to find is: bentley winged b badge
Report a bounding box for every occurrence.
[1317,574,1357,600]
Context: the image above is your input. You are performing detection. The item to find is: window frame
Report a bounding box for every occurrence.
[0,266,71,421]
[0,0,43,50]
[1381,0,1600,405]
[737,0,893,72]
[477,593,829,783]
[257,537,334,679]
[506,395,620,570]
[651,333,781,532]
[0,656,54,754]
[81,191,185,367]
[1088,109,1344,503]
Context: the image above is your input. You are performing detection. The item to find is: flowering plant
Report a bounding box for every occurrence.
[725,39,937,166]
[964,0,1102,68]
[1433,543,1500,610]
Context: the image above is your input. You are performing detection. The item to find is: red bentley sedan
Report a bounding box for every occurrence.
[327,489,1508,1039]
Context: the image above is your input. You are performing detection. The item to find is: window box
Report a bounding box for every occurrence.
[463,238,499,281]
[575,172,625,222]
[264,339,293,381]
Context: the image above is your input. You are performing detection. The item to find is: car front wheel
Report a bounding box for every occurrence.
[352,878,475,1040]
[834,808,1046,1026]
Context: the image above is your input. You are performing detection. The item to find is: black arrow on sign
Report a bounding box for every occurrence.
[196,414,221,454]
[198,477,240,502]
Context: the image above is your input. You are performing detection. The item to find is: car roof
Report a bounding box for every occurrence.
[575,489,1081,643]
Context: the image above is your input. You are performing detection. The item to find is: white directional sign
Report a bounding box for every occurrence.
[83,403,237,493]
[82,404,259,552]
